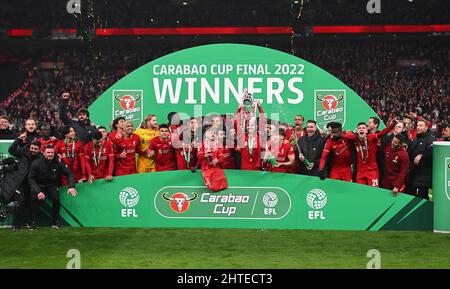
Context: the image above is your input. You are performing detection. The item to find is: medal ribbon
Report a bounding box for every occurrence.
[358,138,369,162]
[93,141,103,167]
[182,143,191,167]
[65,139,75,158]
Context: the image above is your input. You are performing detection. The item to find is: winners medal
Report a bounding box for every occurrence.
[248,137,254,163]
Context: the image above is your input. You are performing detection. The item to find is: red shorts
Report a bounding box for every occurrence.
[356,170,379,187]
[329,166,353,182]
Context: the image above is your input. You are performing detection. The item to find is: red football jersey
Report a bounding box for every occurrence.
[218,147,235,169]
[37,137,58,152]
[150,137,176,171]
[175,143,197,170]
[382,145,409,190]
[240,133,262,170]
[54,139,86,182]
[319,137,353,171]
[110,133,141,176]
[84,140,114,179]
[343,123,394,173]
[197,141,221,171]
[267,140,294,173]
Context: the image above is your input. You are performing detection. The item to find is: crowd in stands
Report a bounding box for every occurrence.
[296,37,450,133]
[1,37,448,137]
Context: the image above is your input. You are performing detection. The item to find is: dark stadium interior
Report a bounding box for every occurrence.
[1,0,449,29]
[0,0,449,134]
[1,1,450,270]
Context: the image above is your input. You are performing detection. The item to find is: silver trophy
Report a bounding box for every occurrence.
[242,89,254,107]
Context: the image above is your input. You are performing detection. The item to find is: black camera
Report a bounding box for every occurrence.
[0,157,20,221]
[0,157,19,173]
[0,201,19,222]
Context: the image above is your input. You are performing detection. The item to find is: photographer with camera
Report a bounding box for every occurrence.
[0,134,42,230]
[28,145,77,229]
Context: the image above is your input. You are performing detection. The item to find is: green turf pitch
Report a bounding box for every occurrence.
[0,228,449,268]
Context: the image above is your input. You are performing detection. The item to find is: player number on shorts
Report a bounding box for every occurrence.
[372,179,379,187]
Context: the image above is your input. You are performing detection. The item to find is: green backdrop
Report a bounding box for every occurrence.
[89,43,385,131]
[64,44,429,231]
[59,170,432,231]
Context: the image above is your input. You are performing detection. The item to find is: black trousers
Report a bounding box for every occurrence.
[410,186,430,200]
[30,185,60,224]
[11,184,28,227]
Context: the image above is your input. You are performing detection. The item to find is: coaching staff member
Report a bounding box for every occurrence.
[59,92,97,144]
[3,135,42,230]
[28,145,77,229]
[408,119,434,200]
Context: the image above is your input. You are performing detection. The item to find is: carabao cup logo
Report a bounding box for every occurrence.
[306,189,327,210]
[162,192,197,213]
[318,94,343,110]
[314,89,346,130]
[115,93,141,110]
[263,192,278,208]
[119,187,140,208]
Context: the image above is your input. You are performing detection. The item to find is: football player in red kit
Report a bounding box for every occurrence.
[54,126,86,184]
[216,129,236,169]
[110,121,141,176]
[171,123,197,170]
[148,124,177,171]
[37,123,58,151]
[98,126,109,140]
[382,134,410,196]
[265,128,295,173]
[234,90,265,149]
[238,120,263,170]
[197,125,221,171]
[85,130,114,183]
[108,117,126,141]
[318,122,353,182]
[286,115,306,142]
[342,118,397,186]
[287,116,307,174]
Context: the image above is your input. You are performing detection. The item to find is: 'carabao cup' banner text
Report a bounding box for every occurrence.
[59,170,432,231]
[90,44,381,130]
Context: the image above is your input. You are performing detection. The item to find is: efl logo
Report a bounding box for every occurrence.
[306,189,327,220]
[262,192,278,216]
[162,192,198,213]
[119,187,139,218]
[114,93,141,110]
